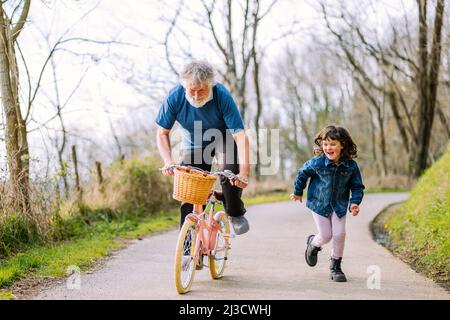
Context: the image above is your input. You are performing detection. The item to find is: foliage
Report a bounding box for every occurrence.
[0,211,178,289]
[0,156,175,258]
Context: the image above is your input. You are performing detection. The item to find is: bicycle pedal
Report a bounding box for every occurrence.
[222,233,235,239]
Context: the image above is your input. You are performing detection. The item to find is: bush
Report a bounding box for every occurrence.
[50,156,177,240]
[0,156,177,258]
[91,156,176,215]
[0,214,43,259]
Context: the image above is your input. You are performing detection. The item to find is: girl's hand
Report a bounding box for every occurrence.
[350,204,360,216]
[290,194,302,203]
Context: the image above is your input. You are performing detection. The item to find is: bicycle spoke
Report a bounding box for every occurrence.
[209,215,230,279]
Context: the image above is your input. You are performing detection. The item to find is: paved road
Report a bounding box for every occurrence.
[33,193,449,300]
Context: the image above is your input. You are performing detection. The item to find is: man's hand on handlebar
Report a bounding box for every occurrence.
[162,162,177,176]
[160,164,249,189]
[232,174,249,189]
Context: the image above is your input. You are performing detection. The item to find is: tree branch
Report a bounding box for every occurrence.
[11,0,30,42]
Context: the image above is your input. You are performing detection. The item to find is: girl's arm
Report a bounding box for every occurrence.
[293,160,315,196]
[349,163,365,208]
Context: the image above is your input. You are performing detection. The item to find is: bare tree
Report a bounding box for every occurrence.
[15,3,106,200]
[415,0,446,176]
[0,0,31,214]
[161,0,278,125]
[319,0,447,177]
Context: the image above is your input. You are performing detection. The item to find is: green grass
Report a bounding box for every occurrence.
[0,192,288,295]
[243,192,290,206]
[0,211,178,289]
[374,146,450,288]
[0,291,14,300]
[365,187,411,193]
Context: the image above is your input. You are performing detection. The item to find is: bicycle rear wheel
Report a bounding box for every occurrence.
[209,212,230,279]
[174,219,197,294]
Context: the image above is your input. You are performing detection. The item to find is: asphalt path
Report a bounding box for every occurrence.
[33,193,449,300]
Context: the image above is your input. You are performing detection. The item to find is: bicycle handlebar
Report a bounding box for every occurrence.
[160,164,248,185]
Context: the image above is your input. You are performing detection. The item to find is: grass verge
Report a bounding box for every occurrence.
[371,146,450,291]
[243,192,289,206]
[365,187,411,193]
[0,191,289,299]
[0,211,178,297]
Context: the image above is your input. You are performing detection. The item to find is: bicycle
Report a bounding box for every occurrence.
[163,165,243,294]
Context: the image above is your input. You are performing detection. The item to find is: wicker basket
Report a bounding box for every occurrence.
[172,167,217,204]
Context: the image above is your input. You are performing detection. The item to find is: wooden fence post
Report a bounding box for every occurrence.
[71,145,83,201]
[95,161,104,193]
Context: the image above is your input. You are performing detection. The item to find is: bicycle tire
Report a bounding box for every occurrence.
[209,213,230,279]
[174,219,197,294]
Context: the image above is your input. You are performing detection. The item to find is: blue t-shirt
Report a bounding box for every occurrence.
[155,83,244,149]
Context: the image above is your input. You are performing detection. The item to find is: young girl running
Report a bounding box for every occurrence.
[290,125,365,282]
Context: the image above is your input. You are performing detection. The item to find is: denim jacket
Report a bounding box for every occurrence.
[292,154,365,218]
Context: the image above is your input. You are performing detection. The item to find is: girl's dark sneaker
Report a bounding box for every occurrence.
[330,257,347,282]
[305,234,322,267]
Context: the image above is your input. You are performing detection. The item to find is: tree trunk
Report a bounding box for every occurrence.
[292,86,313,152]
[388,91,410,153]
[356,78,389,175]
[0,2,31,214]
[436,103,450,139]
[367,108,381,177]
[253,49,262,180]
[414,0,445,177]
[10,38,30,205]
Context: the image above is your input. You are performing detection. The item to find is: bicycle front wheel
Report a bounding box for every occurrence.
[209,212,230,279]
[174,219,197,294]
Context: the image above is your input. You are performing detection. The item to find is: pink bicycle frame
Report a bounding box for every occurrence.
[186,199,228,261]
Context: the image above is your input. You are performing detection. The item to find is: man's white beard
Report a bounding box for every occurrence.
[186,89,213,108]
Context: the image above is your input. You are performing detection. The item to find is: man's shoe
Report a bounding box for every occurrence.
[229,216,249,235]
[330,257,347,282]
[305,234,322,267]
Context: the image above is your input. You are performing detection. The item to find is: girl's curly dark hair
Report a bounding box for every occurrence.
[314,125,358,161]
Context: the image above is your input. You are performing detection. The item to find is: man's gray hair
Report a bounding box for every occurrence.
[180,60,215,87]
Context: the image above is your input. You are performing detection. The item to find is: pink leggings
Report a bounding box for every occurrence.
[311,211,346,259]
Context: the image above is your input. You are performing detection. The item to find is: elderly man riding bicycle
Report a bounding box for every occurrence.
[156,60,251,235]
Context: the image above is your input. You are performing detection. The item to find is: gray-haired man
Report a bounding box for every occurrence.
[156,60,250,235]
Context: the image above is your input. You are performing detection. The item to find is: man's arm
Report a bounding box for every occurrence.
[156,126,175,176]
[232,130,250,188]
